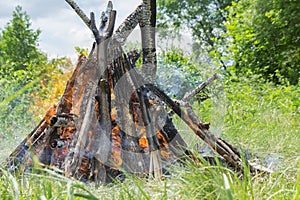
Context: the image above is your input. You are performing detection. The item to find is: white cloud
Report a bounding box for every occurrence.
[0,0,193,62]
[0,0,142,61]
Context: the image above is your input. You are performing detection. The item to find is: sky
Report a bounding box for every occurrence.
[0,0,192,63]
[0,0,143,61]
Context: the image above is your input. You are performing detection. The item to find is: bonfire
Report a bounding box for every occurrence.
[3,0,271,183]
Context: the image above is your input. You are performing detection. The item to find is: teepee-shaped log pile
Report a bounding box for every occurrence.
[3,0,271,183]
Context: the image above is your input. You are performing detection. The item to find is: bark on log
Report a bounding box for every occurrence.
[140,0,157,83]
[113,5,143,45]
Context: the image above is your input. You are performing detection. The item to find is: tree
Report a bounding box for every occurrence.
[225,0,300,84]
[159,0,300,84]
[0,6,47,84]
[0,6,61,140]
[157,0,236,69]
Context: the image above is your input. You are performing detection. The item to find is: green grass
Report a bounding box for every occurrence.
[0,75,299,199]
[0,157,298,199]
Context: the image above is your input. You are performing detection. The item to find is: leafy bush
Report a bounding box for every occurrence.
[158,0,300,85]
[225,0,300,84]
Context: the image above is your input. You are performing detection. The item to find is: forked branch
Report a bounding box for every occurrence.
[65,0,116,44]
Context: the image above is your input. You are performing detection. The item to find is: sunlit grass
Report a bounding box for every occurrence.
[0,155,298,199]
[0,75,299,199]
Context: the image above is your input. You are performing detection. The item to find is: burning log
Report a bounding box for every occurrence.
[2,0,272,183]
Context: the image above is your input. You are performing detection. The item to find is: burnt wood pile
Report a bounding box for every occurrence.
[3,0,272,183]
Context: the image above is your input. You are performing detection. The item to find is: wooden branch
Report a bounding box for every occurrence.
[90,12,100,44]
[123,53,160,152]
[56,55,87,114]
[93,3,116,177]
[112,1,158,83]
[100,1,158,83]
[97,4,116,75]
[92,2,116,181]
[169,73,219,117]
[140,0,157,83]
[63,1,117,182]
[116,1,160,161]
[126,50,188,158]
[4,105,57,170]
[147,84,243,166]
[99,1,116,40]
[65,0,91,29]
[146,84,272,174]
[110,49,146,174]
[113,5,143,45]
[110,0,158,83]
[182,74,219,102]
[66,0,116,44]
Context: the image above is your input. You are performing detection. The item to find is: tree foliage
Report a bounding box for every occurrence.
[0,6,69,139]
[158,0,300,84]
[30,57,73,118]
[158,0,235,68]
[225,0,300,84]
[0,6,47,84]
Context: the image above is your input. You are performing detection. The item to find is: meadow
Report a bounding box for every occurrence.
[0,74,299,200]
